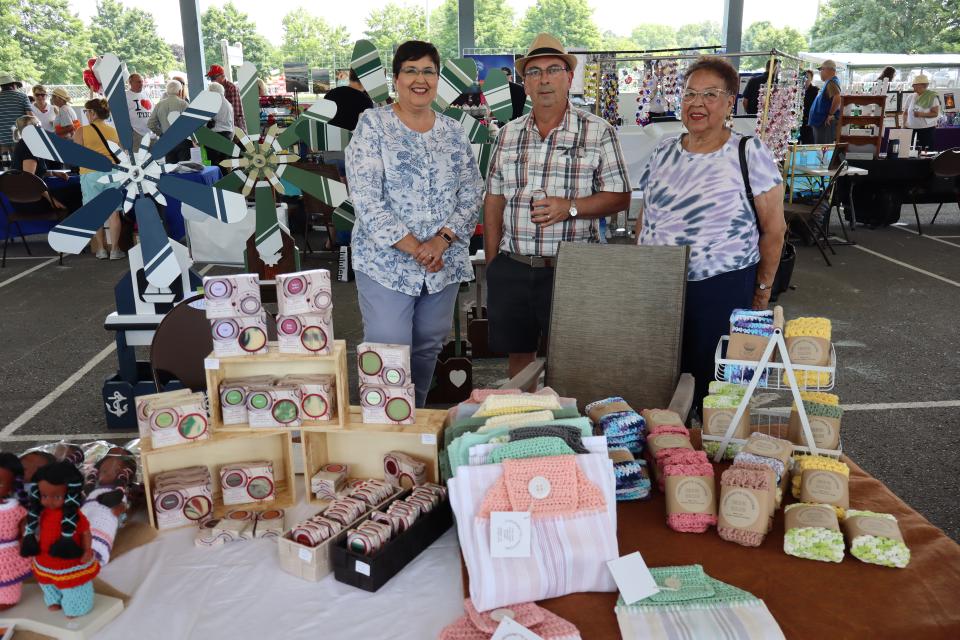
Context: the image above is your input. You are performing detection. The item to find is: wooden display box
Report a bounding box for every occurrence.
[205,340,350,431]
[141,430,296,529]
[301,407,447,505]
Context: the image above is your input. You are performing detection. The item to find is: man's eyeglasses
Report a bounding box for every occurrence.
[681,88,729,104]
[399,67,438,79]
[523,65,569,80]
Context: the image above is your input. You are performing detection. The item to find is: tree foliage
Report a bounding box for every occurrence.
[810,0,953,54]
[201,1,278,77]
[518,0,602,50]
[676,21,723,49]
[89,0,174,76]
[363,3,427,58]
[629,25,677,52]
[742,21,809,61]
[280,9,352,70]
[430,0,517,61]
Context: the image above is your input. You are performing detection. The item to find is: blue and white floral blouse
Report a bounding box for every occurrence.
[346,105,483,296]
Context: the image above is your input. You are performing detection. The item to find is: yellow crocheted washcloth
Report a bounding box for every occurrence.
[478,410,556,432]
[799,392,839,406]
[473,394,562,418]
[791,455,849,499]
[794,370,832,387]
[785,317,832,340]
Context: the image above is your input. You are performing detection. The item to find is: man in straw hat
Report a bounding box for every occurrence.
[904,73,941,150]
[483,33,631,377]
[0,73,30,154]
[51,87,81,139]
[809,59,842,144]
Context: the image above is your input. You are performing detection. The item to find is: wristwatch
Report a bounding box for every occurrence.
[756,281,772,291]
[436,229,455,246]
[568,199,578,218]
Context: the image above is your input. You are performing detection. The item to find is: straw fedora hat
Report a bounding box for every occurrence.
[912,74,930,85]
[51,87,71,103]
[515,33,578,76]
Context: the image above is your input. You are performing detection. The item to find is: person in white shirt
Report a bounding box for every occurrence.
[50,87,80,139]
[29,84,58,133]
[125,73,153,151]
[903,74,941,150]
[204,82,235,168]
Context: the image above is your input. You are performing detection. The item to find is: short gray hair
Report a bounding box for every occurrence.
[208,82,225,95]
[165,80,183,96]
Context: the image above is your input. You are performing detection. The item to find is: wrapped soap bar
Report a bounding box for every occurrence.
[281,375,336,422]
[220,460,276,505]
[211,313,268,356]
[219,375,275,425]
[276,311,334,355]
[146,391,209,449]
[204,273,262,319]
[276,269,332,316]
[357,342,411,387]
[136,389,194,440]
[246,384,302,428]
[360,383,415,424]
[383,451,427,488]
[311,463,348,500]
[153,466,213,530]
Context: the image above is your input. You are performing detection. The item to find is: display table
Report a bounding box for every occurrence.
[161,166,222,241]
[841,157,958,226]
[933,126,960,152]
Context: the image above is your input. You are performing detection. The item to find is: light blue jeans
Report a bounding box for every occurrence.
[355,272,459,407]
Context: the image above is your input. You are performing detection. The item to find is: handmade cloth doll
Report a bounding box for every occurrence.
[81,449,137,565]
[20,462,99,618]
[19,450,56,504]
[0,453,32,610]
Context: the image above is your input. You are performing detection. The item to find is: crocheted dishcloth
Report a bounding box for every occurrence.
[798,392,839,406]
[446,408,581,447]
[796,370,832,386]
[478,456,606,518]
[791,456,849,499]
[614,459,651,501]
[731,462,782,510]
[615,564,759,609]
[439,598,582,640]
[708,381,747,398]
[467,388,558,404]
[702,440,743,461]
[801,401,843,420]
[844,510,911,568]
[648,424,688,437]
[479,410,556,431]
[584,396,633,415]
[597,412,646,438]
[718,467,771,547]
[785,317,831,340]
[702,394,743,409]
[473,394,562,418]
[664,463,716,533]
[783,503,844,563]
[488,437,576,463]
[657,450,709,491]
[509,425,589,454]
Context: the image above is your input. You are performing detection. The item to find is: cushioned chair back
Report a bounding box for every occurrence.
[150,295,214,391]
[545,243,689,412]
[932,148,960,178]
[0,171,48,204]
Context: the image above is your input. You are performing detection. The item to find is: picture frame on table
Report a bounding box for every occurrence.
[944,92,956,111]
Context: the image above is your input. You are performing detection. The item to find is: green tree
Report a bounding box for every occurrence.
[363,3,427,58]
[89,0,174,76]
[601,30,640,53]
[518,0,602,50]
[810,0,951,54]
[0,0,39,82]
[280,9,352,70]
[201,1,278,77]
[170,43,185,65]
[430,0,517,61]
[742,21,809,61]
[10,0,93,84]
[629,24,677,51]
[675,21,723,49]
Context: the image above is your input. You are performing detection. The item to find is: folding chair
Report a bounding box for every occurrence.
[502,243,695,420]
[783,161,853,266]
[0,171,65,267]
[928,148,960,229]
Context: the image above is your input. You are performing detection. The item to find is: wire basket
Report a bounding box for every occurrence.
[714,336,836,391]
[701,407,843,461]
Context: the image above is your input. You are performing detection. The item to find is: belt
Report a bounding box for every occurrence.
[501,251,556,268]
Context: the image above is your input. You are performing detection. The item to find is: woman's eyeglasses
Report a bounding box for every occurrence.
[523,65,569,80]
[34,93,47,98]
[681,88,730,104]
[399,67,438,79]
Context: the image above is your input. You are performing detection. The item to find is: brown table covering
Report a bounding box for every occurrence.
[459,436,960,639]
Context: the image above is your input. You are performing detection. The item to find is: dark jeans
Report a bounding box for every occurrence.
[682,264,758,414]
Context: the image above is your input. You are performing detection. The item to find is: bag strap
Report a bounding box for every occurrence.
[738,135,760,228]
[90,123,120,164]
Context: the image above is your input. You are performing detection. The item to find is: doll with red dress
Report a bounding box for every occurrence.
[20,462,99,618]
[0,453,32,610]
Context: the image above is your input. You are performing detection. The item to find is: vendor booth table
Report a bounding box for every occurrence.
[841,156,959,226]
[161,166,222,241]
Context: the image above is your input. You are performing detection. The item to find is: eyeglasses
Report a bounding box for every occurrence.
[399,67,438,79]
[523,65,569,80]
[34,93,47,97]
[681,88,729,104]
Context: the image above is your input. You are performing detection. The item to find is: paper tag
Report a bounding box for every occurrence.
[665,476,716,516]
[298,547,312,563]
[490,511,531,558]
[355,560,371,576]
[785,504,839,532]
[421,433,437,445]
[491,616,544,640]
[606,551,660,604]
[844,515,904,542]
[204,357,220,370]
[718,486,769,534]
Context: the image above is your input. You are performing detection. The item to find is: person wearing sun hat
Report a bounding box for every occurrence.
[903,73,941,150]
[483,33,631,378]
[50,87,81,139]
[205,63,245,130]
[0,73,31,154]
[809,59,842,144]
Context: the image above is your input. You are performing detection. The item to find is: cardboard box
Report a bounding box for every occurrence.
[204,273,262,319]
[276,312,335,355]
[785,336,831,367]
[281,375,336,422]
[247,384,303,428]
[276,269,332,316]
[220,460,276,505]
[357,343,412,387]
[359,384,415,425]
[135,389,195,440]
[702,407,750,439]
[211,313,269,357]
[152,467,214,530]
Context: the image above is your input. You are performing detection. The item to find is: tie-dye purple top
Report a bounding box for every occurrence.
[637,132,782,281]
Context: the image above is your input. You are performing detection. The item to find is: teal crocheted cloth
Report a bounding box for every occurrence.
[489,437,575,463]
[444,407,581,447]
[615,565,759,610]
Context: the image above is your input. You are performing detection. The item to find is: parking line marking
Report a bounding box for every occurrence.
[0,257,58,290]
[0,432,138,442]
[892,225,960,249]
[851,244,960,287]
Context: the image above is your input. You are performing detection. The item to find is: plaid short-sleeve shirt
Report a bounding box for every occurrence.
[486,102,630,256]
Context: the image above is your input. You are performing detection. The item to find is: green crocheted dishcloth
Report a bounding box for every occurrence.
[445,407,581,446]
[804,401,843,419]
[616,565,759,611]
[488,436,575,463]
[708,382,747,398]
[703,394,743,409]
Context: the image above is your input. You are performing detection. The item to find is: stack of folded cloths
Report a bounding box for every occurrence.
[718,466,773,547]
[790,393,843,449]
[842,510,911,568]
[785,317,834,386]
[724,309,774,386]
[585,397,646,456]
[783,503,844,563]
[440,599,582,640]
[701,381,749,460]
[791,455,849,517]
[610,448,651,501]
[644,422,694,487]
[709,381,748,398]
[662,451,716,533]
[733,433,790,507]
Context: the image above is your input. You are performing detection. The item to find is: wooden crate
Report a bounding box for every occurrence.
[205,339,350,431]
[141,429,296,529]
[300,406,447,505]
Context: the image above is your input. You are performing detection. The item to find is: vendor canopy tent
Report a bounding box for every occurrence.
[801,53,960,68]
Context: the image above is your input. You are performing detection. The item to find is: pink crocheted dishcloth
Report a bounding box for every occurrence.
[664,463,716,533]
[439,598,581,639]
[478,456,606,518]
[718,467,771,547]
[648,424,688,436]
[657,449,709,491]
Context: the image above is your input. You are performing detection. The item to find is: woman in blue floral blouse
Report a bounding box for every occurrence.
[346,40,483,407]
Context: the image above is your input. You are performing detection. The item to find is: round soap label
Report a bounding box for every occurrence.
[359,351,383,375]
[705,411,732,435]
[302,326,327,352]
[809,418,838,447]
[384,368,403,385]
[720,488,761,528]
[789,337,826,363]
[746,438,782,457]
[249,393,270,410]
[385,397,411,421]
[652,434,689,449]
[239,326,266,352]
[224,389,244,406]
[794,505,836,528]
[528,476,551,500]
[154,410,175,429]
[804,470,845,502]
[284,276,305,295]
[675,478,713,512]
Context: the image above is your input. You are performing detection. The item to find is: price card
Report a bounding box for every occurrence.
[606,552,660,604]
[491,616,544,640]
[490,511,531,558]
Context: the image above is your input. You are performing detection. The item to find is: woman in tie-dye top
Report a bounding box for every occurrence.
[635,56,786,408]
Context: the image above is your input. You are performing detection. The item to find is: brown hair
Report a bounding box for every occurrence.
[84,98,110,120]
[685,56,740,95]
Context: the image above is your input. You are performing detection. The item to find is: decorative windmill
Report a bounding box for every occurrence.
[24,54,246,287]
[194,63,352,277]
